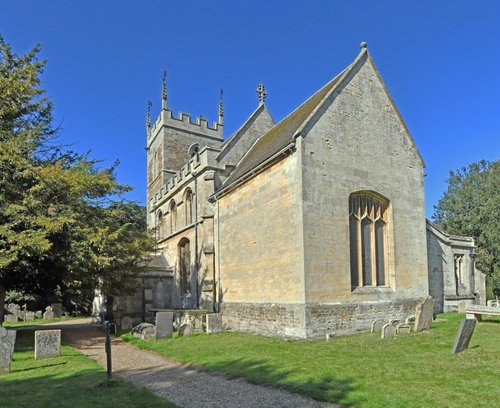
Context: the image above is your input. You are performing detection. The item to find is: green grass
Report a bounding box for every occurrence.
[3,316,84,329]
[0,329,177,408]
[123,313,500,408]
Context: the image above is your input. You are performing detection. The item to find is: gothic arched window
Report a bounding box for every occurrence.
[349,192,389,289]
[188,143,200,158]
[184,188,193,225]
[169,200,177,234]
[157,210,164,238]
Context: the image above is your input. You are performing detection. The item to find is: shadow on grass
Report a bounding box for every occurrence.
[0,369,172,408]
[198,357,354,404]
[11,361,67,373]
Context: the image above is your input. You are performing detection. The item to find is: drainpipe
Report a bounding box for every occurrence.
[469,249,476,300]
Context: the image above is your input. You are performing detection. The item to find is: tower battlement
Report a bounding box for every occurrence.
[148,108,223,145]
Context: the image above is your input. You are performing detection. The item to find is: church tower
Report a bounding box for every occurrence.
[146,70,224,223]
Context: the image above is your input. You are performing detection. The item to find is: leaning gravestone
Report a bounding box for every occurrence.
[381,323,396,338]
[414,296,434,332]
[0,327,16,374]
[206,313,223,334]
[155,311,173,339]
[35,330,61,359]
[452,319,476,354]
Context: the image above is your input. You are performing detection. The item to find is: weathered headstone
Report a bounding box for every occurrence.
[35,330,61,359]
[370,319,385,333]
[51,303,63,318]
[131,323,155,340]
[414,296,434,332]
[155,311,173,339]
[206,313,223,334]
[24,311,35,321]
[325,333,334,341]
[0,327,16,374]
[35,310,42,319]
[3,314,17,323]
[120,316,133,331]
[452,318,476,354]
[389,319,400,326]
[405,316,415,324]
[396,323,411,335]
[43,306,54,320]
[381,323,396,338]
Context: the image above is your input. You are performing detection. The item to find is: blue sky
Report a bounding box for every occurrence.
[1,1,499,217]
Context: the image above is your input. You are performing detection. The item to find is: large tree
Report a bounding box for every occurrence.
[0,36,154,322]
[433,159,500,293]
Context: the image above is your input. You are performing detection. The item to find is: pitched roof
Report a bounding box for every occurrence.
[216,103,274,163]
[219,46,424,192]
[221,51,362,189]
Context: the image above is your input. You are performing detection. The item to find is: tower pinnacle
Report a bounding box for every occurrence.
[218,88,224,125]
[161,68,167,109]
[146,100,152,128]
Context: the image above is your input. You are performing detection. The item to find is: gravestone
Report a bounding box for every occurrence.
[51,303,63,318]
[43,306,54,320]
[370,319,385,333]
[396,323,411,335]
[0,327,16,374]
[35,330,61,359]
[3,314,17,323]
[381,323,396,338]
[24,311,35,321]
[155,311,173,339]
[120,316,133,331]
[452,319,476,354]
[414,296,434,332]
[35,310,42,319]
[325,333,335,341]
[206,313,223,334]
[389,319,400,326]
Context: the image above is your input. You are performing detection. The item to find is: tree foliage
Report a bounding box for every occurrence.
[0,36,154,320]
[433,159,500,290]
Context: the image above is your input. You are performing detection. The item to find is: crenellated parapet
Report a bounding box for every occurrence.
[149,146,223,209]
[147,108,223,148]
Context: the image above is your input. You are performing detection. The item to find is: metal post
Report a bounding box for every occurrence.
[104,321,113,384]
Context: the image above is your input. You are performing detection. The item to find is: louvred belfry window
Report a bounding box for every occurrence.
[349,193,388,289]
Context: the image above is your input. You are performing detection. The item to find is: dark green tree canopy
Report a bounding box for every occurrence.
[0,35,154,320]
[433,159,500,289]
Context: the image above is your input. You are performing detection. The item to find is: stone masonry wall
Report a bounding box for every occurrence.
[306,299,420,337]
[217,153,305,304]
[221,302,306,338]
[300,52,428,303]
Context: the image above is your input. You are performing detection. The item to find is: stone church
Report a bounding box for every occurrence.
[102,43,485,338]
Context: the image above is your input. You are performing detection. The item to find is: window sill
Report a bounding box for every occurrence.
[351,286,393,295]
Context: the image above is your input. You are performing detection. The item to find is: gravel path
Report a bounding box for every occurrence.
[45,319,339,408]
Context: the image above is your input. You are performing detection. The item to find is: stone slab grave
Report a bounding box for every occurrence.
[131,323,155,340]
[155,311,173,339]
[0,327,17,374]
[381,323,396,338]
[35,329,61,359]
[414,296,434,332]
[452,318,476,354]
[206,313,223,334]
